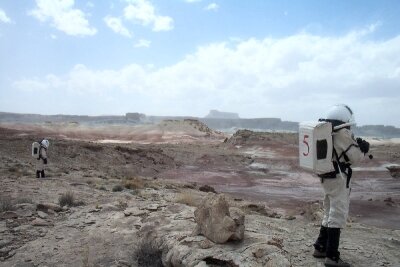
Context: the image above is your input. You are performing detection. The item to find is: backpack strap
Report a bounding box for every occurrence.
[333,147,353,188]
[337,144,358,162]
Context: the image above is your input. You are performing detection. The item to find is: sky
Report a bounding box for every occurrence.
[0,0,400,127]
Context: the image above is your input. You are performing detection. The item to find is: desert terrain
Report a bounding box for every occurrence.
[0,120,399,267]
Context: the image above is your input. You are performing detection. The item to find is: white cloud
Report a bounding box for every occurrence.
[29,0,97,36]
[12,25,400,126]
[134,39,151,48]
[123,0,173,31]
[104,16,132,38]
[0,8,12,23]
[13,74,62,92]
[152,15,173,31]
[205,3,219,11]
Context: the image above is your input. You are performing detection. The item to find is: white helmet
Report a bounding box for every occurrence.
[326,104,355,125]
[41,139,50,149]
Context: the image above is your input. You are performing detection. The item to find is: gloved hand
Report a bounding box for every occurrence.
[43,158,48,165]
[356,138,370,154]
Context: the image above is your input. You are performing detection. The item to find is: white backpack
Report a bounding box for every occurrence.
[299,121,334,174]
[32,142,41,159]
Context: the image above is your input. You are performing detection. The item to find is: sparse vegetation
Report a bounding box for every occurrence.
[98,185,107,191]
[132,237,163,267]
[0,196,33,212]
[175,191,198,207]
[199,184,217,193]
[59,191,84,207]
[124,177,144,190]
[59,191,75,207]
[0,196,15,212]
[112,184,124,192]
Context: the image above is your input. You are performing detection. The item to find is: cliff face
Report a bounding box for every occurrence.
[0,112,399,137]
[354,125,400,138]
[125,112,146,122]
[200,118,298,132]
[0,112,126,124]
[205,109,240,119]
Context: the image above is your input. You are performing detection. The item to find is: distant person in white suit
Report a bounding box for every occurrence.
[36,139,49,178]
[312,104,369,267]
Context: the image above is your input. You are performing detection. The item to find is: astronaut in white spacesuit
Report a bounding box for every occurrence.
[312,104,370,267]
[36,139,49,178]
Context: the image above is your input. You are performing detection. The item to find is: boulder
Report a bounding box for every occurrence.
[194,194,245,244]
[37,203,62,212]
[37,211,48,219]
[31,218,51,227]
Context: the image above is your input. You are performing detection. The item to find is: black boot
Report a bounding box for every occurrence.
[41,170,45,178]
[313,225,328,258]
[36,170,40,178]
[324,228,350,267]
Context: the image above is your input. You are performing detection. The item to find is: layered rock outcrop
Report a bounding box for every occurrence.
[194,194,245,244]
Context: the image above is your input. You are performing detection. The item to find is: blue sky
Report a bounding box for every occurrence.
[0,0,400,126]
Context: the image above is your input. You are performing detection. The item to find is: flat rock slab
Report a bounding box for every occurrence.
[16,210,33,217]
[0,211,18,219]
[31,218,52,227]
[123,207,148,217]
[143,204,160,211]
[37,211,48,219]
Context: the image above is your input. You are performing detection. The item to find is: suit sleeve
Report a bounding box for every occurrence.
[41,148,47,160]
[334,129,364,164]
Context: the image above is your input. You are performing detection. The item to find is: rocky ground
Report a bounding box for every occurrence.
[0,123,399,267]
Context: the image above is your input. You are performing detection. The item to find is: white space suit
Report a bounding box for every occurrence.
[36,139,49,178]
[321,127,363,228]
[312,104,369,267]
